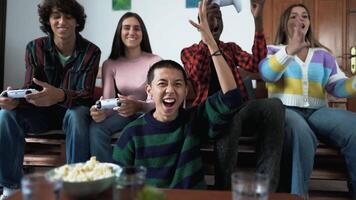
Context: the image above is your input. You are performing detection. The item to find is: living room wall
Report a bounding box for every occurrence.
[4,0,255,89]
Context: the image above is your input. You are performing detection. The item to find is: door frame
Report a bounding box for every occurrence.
[346,0,356,111]
[0,0,6,90]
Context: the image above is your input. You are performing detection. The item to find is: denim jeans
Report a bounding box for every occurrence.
[0,105,91,188]
[285,107,356,197]
[214,98,285,191]
[89,113,140,162]
[63,106,91,163]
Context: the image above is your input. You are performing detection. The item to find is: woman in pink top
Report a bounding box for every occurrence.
[89,12,161,162]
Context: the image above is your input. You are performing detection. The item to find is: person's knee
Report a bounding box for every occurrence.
[258,98,285,126]
[265,98,284,113]
[64,106,90,123]
[285,109,306,128]
[0,109,16,121]
[267,98,283,106]
[0,110,23,140]
[252,98,284,118]
[89,122,99,133]
[344,130,356,148]
[285,110,318,147]
[63,106,90,135]
[0,110,17,131]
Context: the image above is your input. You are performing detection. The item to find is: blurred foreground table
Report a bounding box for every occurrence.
[8,188,302,200]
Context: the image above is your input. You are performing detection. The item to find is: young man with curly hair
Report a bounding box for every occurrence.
[0,0,100,198]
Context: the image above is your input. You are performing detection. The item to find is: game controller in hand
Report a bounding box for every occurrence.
[212,0,242,13]
[0,89,39,98]
[95,98,121,110]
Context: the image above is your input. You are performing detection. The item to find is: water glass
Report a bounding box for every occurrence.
[231,172,269,200]
[113,166,147,200]
[21,173,62,200]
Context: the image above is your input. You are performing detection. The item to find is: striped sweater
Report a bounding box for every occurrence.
[113,89,242,189]
[259,45,356,109]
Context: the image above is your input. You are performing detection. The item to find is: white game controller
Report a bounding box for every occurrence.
[95,98,121,110]
[212,0,242,13]
[1,89,39,98]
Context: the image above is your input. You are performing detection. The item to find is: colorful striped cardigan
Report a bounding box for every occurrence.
[259,45,356,109]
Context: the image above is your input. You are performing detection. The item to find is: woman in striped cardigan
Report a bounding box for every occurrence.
[259,3,356,199]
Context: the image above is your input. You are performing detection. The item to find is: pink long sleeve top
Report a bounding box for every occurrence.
[101,52,161,112]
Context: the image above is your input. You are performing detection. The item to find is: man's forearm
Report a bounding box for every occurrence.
[255,17,263,33]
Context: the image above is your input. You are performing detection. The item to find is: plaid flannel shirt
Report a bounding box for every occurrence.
[23,34,101,108]
[181,32,267,106]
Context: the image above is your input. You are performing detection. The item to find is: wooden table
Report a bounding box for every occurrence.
[8,188,302,200]
[163,189,302,200]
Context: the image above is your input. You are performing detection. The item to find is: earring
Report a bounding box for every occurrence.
[147,94,153,100]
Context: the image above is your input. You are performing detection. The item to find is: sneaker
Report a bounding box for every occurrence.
[1,187,17,200]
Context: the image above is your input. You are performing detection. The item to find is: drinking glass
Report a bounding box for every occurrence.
[113,166,146,200]
[231,172,269,200]
[21,173,62,200]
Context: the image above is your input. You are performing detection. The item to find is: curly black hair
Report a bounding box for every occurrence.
[38,0,86,35]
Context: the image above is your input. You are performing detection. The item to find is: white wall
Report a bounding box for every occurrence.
[4,0,255,89]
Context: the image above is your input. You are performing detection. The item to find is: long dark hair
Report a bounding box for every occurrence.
[108,12,152,60]
[274,4,330,51]
[38,0,86,35]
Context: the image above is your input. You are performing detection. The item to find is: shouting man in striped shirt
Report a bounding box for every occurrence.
[113,0,243,189]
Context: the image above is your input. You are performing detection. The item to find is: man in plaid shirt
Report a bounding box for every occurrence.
[0,1,100,198]
[181,0,285,191]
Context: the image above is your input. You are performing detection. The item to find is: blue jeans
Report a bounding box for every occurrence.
[0,105,91,188]
[285,107,356,197]
[89,113,140,163]
[63,106,91,163]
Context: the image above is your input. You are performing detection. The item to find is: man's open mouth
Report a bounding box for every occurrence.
[163,98,176,108]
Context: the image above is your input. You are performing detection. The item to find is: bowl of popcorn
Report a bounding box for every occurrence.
[46,156,122,197]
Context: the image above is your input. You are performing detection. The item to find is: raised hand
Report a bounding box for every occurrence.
[286,20,310,55]
[190,0,237,93]
[206,0,220,18]
[25,78,65,107]
[189,0,215,46]
[0,86,19,110]
[251,0,265,19]
[251,0,265,32]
